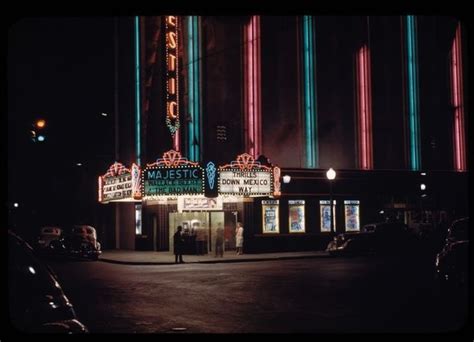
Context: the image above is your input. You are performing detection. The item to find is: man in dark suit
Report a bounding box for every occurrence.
[173,226,185,264]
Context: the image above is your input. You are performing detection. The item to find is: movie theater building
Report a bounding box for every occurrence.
[97,16,468,253]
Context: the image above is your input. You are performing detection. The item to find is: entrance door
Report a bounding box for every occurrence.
[210,212,225,256]
[169,212,209,255]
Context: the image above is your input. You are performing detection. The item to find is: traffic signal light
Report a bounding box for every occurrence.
[31,119,46,142]
[36,119,46,128]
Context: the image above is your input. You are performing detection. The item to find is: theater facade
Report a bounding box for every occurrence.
[96,16,468,252]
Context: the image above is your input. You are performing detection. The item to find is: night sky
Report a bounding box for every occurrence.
[8,17,116,226]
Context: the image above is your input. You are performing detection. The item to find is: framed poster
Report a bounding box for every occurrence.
[320,200,336,232]
[344,200,360,232]
[262,200,279,233]
[288,200,305,233]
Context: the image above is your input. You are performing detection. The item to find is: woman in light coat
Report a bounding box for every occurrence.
[235,222,244,255]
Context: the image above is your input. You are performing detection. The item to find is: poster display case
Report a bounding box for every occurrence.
[262,200,279,233]
[288,200,305,233]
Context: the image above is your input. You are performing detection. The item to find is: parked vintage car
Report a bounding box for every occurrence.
[36,226,63,249]
[326,222,414,256]
[8,230,88,333]
[326,231,375,256]
[35,226,67,258]
[62,225,102,261]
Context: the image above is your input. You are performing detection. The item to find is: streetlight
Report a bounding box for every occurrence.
[282,175,291,184]
[31,119,47,142]
[326,168,336,233]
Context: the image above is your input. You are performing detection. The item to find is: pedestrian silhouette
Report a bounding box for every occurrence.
[173,226,185,264]
[215,223,224,257]
[235,222,244,255]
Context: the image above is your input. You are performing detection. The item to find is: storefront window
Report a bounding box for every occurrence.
[262,200,279,233]
[320,200,336,232]
[288,200,305,233]
[344,200,360,232]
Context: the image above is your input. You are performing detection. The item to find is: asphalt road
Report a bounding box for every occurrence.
[46,256,468,334]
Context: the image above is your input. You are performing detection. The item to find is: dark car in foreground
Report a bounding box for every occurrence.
[435,217,469,289]
[435,240,468,287]
[326,222,415,256]
[8,230,88,333]
[445,217,468,244]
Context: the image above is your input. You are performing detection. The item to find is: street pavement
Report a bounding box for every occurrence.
[43,255,469,334]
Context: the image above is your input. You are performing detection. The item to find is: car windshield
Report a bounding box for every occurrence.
[449,219,468,241]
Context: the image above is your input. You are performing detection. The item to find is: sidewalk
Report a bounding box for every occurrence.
[100,250,330,265]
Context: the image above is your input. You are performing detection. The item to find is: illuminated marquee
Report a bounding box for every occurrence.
[142,150,204,198]
[98,162,141,203]
[218,153,277,197]
[166,15,180,136]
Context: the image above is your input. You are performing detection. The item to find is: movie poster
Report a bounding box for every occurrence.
[289,200,305,233]
[320,200,336,232]
[344,200,360,231]
[262,200,279,233]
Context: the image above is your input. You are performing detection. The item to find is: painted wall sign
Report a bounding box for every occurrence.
[98,162,141,203]
[142,150,204,197]
[218,153,275,197]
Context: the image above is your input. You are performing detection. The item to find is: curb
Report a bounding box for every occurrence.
[99,253,331,266]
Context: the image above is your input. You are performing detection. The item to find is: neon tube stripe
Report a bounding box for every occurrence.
[304,17,311,166]
[194,16,201,161]
[187,17,195,161]
[366,46,373,168]
[356,45,373,169]
[186,16,201,161]
[310,16,318,168]
[406,16,420,170]
[256,16,262,158]
[244,16,261,158]
[360,47,365,168]
[134,16,141,166]
[302,16,318,168]
[249,17,255,156]
[451,23,466,171]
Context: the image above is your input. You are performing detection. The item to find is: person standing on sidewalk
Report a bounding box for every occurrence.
[215,223,224,257]
[235,222,244,255]
[173,226,185,264]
